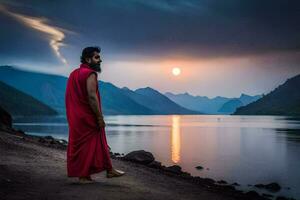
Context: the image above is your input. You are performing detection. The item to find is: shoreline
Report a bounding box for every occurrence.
[0,127,296,200]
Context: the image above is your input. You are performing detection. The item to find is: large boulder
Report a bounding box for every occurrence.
[124,150,155,164]
[147,160,163,169]
[0,106,12,129]
[165,165,183,174]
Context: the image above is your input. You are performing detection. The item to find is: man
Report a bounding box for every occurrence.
[65,46,125,184]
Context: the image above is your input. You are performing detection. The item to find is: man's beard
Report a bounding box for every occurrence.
[89,63,101,72]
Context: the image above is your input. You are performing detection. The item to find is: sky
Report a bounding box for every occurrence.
[0,0,299,98]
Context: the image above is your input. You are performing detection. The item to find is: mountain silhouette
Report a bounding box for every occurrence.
[234,74,300,116]
[0,80,57,116]
[165,92,261,114]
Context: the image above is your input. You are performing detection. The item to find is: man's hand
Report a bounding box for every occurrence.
[97,116,106,128]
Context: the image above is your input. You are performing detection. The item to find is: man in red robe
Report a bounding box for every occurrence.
[65,46,125,183]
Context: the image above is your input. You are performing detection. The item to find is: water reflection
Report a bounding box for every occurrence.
[276,128,300,142]
[171,115,181,163]
[12,115,300,199]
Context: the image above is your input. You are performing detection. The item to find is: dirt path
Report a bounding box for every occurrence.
[0,130,243,200]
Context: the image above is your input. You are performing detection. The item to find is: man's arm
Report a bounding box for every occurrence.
[86,73,105,127]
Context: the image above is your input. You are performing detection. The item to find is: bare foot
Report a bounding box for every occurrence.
[78,176,95,184]
[86,176,94,181]
[106,168,125,178]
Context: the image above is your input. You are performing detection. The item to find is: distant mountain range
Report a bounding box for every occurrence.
[165,92,262,114]
[0,80,57,116]
[121,87,199,114]
[2,65,298,116]
[234,74,300,116]
[0,66,201,115]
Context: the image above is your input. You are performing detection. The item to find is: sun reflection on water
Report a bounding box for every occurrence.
[171,115,181,163]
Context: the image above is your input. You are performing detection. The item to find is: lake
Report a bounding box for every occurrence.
[13,115,300,199]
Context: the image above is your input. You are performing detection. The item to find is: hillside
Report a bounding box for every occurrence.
[0,81,57,116]
[122,87,201,114]
[0,66,67,113]
[218,99,243,114]
[234,74,300,116]
[99,82,155,115]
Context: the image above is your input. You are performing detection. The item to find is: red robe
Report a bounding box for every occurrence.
[65,63,112,177]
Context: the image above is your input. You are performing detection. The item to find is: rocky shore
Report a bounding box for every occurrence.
[0,119,296,200]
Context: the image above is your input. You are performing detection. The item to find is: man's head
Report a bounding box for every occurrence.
[81,46,102,72]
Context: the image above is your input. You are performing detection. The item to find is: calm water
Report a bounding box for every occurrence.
[13,115,300,199]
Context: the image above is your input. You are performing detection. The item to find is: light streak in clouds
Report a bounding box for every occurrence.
[0,5,68,65]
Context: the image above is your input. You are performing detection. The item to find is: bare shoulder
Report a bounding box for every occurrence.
[86,72,98,93]
[87,72,97,80]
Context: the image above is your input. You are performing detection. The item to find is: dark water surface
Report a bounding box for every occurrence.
[13,115,300,199]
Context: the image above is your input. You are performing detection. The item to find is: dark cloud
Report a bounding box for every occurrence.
[0,0,299,63]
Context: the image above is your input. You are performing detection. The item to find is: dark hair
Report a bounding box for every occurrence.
[80,46,101,64]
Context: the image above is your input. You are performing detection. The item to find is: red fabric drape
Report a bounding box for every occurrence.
[65,63,112,177]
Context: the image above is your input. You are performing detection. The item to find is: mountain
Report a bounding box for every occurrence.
[0,66,200,115]
[164,92,229,114]
[218,94,262,114]
[165,92,261,114]
[0,81,57,116]
[99,82,154,115]
[121,87,201,114]
[239,93,261,105]
[0,66,67,113]
[218,99,243,113]
[234,74,300,116]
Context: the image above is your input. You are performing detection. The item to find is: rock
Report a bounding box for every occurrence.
[262,193,273,198]
[244,190,261,199]
[165,165,183,174]
[255,182,281,192]
[217,180,228,184]
[147,161,162,169]
[16,129,26,136]
[58,139,68,145]
[38,137,46,143]
[192,177,215,185]
[220,185,235,191]
[37,135,67,149]
[44,136,54,140]
[195,165,204,170]
[232,182,240,186]
[39,136,54,143]
[0,106,12,129]
[203,178,215,184]
[124,150,154,164]
[276,196,296,200]
[254,183,264,188]
[266,182,281,192]
[266,183,281,192]
[181,172,192,178]
[109,152,116,158]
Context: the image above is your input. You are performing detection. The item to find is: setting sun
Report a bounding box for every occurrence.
[172,67,181,76]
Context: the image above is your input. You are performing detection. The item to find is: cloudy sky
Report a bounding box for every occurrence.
[0,0,299,98]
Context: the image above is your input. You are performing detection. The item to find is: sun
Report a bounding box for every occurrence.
[172,67,181,76]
